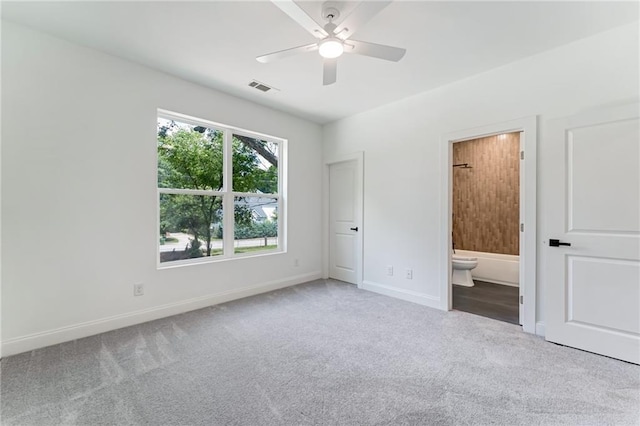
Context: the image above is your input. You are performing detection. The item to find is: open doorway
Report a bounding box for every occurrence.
[440,117,537,334]
[451,133,521,324]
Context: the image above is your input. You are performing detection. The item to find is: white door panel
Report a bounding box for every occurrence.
[329,158,362,284]
[545,103,640,364]
[331,167,356,221]
[568,120,640,233]
[334,234,356,271]
[568,256,639,334]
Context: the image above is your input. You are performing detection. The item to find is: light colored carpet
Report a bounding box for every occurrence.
[1,279,639,425]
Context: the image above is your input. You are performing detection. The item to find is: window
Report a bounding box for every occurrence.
[157,110,284,266]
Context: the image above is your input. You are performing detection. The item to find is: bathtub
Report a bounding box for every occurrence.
[454,250,519,287]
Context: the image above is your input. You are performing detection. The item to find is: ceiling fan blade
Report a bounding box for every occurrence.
[256,43,318,63]
[334,1,392,40]
[345,40,406,62]
[271,0,328,39]
[323,58,337,86]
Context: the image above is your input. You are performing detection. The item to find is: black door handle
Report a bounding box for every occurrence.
[350,227,358,232]
[549,239,571,247]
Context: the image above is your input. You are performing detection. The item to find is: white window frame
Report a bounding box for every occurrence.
[157,109,286,268]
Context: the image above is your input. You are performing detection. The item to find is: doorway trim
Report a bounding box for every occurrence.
[322,151,364,286]
[440,117,537,334]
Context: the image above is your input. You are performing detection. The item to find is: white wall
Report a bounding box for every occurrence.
[1,22,323,355]
[323,22,639,327]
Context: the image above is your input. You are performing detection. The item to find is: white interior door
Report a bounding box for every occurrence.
[329,159,362,284]
[545,103,640,364]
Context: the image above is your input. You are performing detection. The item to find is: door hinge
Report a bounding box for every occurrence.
[520,223,524,232]
[520,295,523,304]
[520,151,524,160]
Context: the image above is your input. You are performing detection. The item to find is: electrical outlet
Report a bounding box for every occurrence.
[294,258,299,267]
[386,265,393,276]
[134,283,144,296]
[405,269,413,280]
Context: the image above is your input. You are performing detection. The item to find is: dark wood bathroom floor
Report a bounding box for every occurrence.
[453,280,519,325]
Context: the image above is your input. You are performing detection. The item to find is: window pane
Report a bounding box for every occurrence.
[234,197,278,254]
[232,134,278,194]
[159,193,223,262]
[158,118,224,190]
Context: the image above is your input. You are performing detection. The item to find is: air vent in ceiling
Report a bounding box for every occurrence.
[248,80,279,93]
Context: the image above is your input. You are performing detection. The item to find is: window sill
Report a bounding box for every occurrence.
[157,248,286,270]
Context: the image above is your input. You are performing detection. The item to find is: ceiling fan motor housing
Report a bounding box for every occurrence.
[321,2,341,22]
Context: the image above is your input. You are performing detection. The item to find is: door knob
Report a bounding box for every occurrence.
[350,227,358,232]
[549,239,571,247]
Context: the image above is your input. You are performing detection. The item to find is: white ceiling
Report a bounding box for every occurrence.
[2,1,638,124]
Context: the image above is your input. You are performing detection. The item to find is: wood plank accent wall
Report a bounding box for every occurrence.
[453,133,520,255]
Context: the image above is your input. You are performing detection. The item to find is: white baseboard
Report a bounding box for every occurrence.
[1,271,321,357]
[361,280,442,310]
[535,321,546,337]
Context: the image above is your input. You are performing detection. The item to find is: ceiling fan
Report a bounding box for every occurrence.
[257,0,406,85]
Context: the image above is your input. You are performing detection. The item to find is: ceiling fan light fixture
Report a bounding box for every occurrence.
[318,38,344,59]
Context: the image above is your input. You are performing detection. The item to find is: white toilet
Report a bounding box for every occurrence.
[452,254,478,287]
